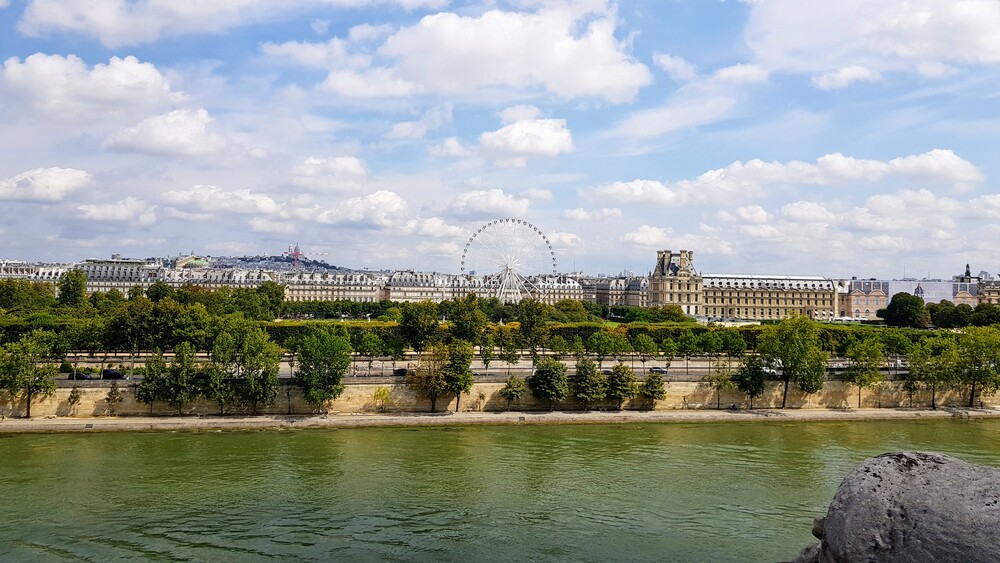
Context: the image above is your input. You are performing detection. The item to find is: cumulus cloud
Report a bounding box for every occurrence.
[291,156,367,192]
[0,54,183,122]
[480,106,573,167]
[547,231,583,251]
[317,190,408,228]
[162,185,281,215]
[0,167,90,202]
[428,137,474,157]
[249,217,295,234]
[275,3,651,102]
[403,217,465,238]
[521,188,553,201]
[78,197,156,225]
[385,105,452,140]
[562,207,622,221]
[745,0,1000,87]
[19,0,449,47]
[445,189,530,219]
[105,109,230,156]
[584,149,983,207]
[621,225,734,255]
[261,37,370,70]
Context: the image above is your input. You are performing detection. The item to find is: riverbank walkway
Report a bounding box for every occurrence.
[2,407,998,433]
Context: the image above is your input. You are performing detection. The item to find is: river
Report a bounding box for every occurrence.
[2,419,998,561]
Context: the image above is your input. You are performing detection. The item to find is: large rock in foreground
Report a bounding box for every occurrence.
[797,451,1000,562]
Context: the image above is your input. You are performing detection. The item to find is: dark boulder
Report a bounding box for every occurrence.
[796,451,1000,562]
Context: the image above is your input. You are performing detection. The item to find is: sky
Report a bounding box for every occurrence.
[1,0,1000,280]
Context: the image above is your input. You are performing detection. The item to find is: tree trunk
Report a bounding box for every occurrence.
[969,380,977,408]
[455,393,461,412]
[748,394,753,409]
[717,390,721,410]
[24,390,32,418]
[858,386,862,409]
[781,378,790,409]
[430,396,437,412]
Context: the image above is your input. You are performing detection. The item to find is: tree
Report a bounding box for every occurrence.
[571,358,606,410]
[586,331,614,369]
[554,299,589,322]
[206,332,238,414]
[66,385,82,415]
[970,303,1000,327]
[638,373,666,407]
[293,328,352,411]
[401,301,439,356]
[677,331,700,376]
[609,331,634,367]
[218,324,282,415]
[844,338,885,408]
[406,345,448,412]
[356,331,384,376]
[720,330,747,371]
[733,356,767,409]
[907,336,959,409]
[877,292,929,328]
[633,334,658,371]
[700,331,723,372]
[878,328,913,377]
[449,294,488,342]
[255,281,285,319]
[479,333,495,375]
[956,326,1000,407]
[0,330,59,418]
[145,281,176,303]
[56,270,87,308]
[758,315,829,408]
[499,330,519,375]
[444,339,474,412]
[373,387,390,412]
[498,375,527,411]
[606,363,637,410]
[527,357,569,410]
[516,299,546,354]
[135,350,168,413]
[548,335,570,360]
[105,381,123,415]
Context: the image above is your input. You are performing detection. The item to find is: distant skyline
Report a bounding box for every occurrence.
[2,1,999,279]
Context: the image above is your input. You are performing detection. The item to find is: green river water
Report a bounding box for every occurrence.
[1,419,999,562]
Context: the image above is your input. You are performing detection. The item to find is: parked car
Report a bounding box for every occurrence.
[67,371,94,380]
[649,366,668,374]
[392,368,408,377]
[101,369,128,380]
[601,369,613,375]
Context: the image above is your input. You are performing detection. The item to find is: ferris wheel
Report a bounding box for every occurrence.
[461,218,557,304]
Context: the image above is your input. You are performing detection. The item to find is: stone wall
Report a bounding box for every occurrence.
[0,380,994,419]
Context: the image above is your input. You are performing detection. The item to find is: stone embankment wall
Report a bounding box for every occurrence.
[0,380,994,418]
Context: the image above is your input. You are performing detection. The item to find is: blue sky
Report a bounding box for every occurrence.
[1,0,999,280]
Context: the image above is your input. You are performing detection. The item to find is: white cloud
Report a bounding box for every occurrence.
[428,137,474,158]
[0,167,90,202]
[811,66,880,90]
[78,197,156,225]
[584,149,983,207]
[746,0,1000,87]
[780,201,837,223]
[0,54,183,122]
[653,53,696,81]
[710,63,769,84]
[317,190,408,228]
[403,217,465,238]
[105,109,230,156]
[416,241,462,256]
[621,225,734,255]
[547,231,583,251]
[162,185,281,215]
[261,37,370,70]
[291,156,367,192]
[276,3,651,103]
[480,109,573,167]
[19,0,449,47]
[385,105,452,140]
[607,96,736,141]
[719,205,770,224]
[249,217,295,234]
[521,188,553,202]
[562,207,622,221]
[445,189,530,218]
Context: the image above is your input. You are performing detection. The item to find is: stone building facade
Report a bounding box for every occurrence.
[702,274,837,321]
[648,250,703,316]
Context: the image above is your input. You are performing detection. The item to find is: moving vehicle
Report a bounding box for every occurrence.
[101,369,128,380]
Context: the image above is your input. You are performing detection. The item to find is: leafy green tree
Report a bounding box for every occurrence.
[479,333,495,374]
[66,385,82,415]
[401,301,440,356]
[373,387,390,412]
[293,327,352,411]
[56,270,87,308]
[0,330,58,418]
[660,339,677,368]
[145,281,176,303]
[448,294,488,342]
[255,281,285,319]
[516,298,547,354]
[844,338,885,408]
[528,357,569,410]
[703,365,735,409]
[499,330,520,375]
[165,342,197,414]
[606,363,636,410]
[586,331,614,369]
[633,333,658,371]
[570,335,587,361]
[135,350,168,413]
[878,328,913,377]
[610,331,634,366]
[970,303,1000,327]
[907,336,960,409]
[498,375,527,411]
[758,315,829,408]
[957,326,1000,407]
[877,292,929,328]
[237,327,282,414]
[733,356,767,409]
[720,330,747,370]
[638,373,666,406]
[406,345,448,412]
[548,335,569,360]
[677,331,700,376]
[356,331,384,376]
[571,358,606,410]
[554,299,590,322]
[444,339,474,412]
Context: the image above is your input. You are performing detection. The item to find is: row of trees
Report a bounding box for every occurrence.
[879,292,1000,329]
